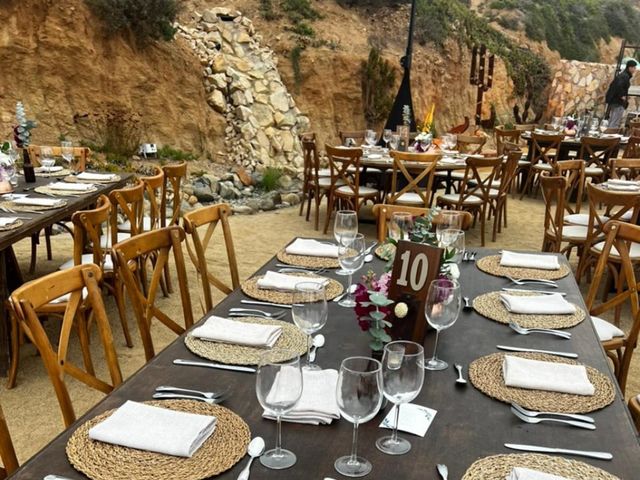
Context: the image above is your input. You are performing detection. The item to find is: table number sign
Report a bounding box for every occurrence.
[388,240,442,344]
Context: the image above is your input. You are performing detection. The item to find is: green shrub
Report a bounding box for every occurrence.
[281,0,321,22]
[289,21,315,37]
[157,145,196,161]
[260,0,280,20]
[360,47,396,127]
[290,44,305,91]
[259,167,283,192]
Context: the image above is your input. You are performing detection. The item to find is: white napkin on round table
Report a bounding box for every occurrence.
[499,293,576,315]
[49,181,95,191]
[502,355,595,396]
[88,400,217,457]
[13,197,63,207]
[0,217,18,227]
[35,165,63,173]
[285,238,339,258]
[263,369,340,425]
[257,271,329,291]
[591,316,624,342]
[77,172,117,182]
[191,316,282,348]
[500,250,560,270]
[605,181,640,191]
[506,467,570,480]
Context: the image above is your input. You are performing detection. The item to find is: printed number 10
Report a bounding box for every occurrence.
[396,250,429,291]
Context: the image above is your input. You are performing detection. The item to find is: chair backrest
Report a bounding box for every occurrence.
[610,158,640,181]
[623,136,640,158]
[109,180,145,240]
[578,136,620,170]
[0,401,18,478]
[302,139,320,186]
[71,194,111,268]
[629,117,640,133]
[629,396,640,433]
[112,226,194,361]
[388,151,440,207]
[529,133,563,166]
[27,145,90,172]
[10,264,122,427]
[325,144,364,198]
[494,127,521,156]
[338,130,366,146]
[553,160,585,215]
[140,166,164,231]
[161,162,188,228]
[456,134,486,154]
[494,148,522,198]
[456,156,502,207]
[540,176,567,253]
[371,204,472,242]
[183,204,239,313]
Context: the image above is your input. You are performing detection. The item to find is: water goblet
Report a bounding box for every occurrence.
[424,279,461,371]
[365,129,377,147]
[389,134,400,151]
[388,212,414,241]
[382,129,392,148]
[439,229,465,264]
[292,282,328,370]
[61,140,74,171]
[334,210,358,276]
[338,233,365,308]
[600,119,609,135]
[435,210,464,244]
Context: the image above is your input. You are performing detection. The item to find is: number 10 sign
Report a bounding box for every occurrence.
[388,240,442,344]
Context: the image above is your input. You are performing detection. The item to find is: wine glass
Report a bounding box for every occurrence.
[256,350,303,470]
[439,229,465,264]
[41,147,55,172]
[338,233,366,308]
[335,357,383,477]
[435,210,464,244]
[61,140,74,171]
[4,142,18,186]
[376,341,424,455]
[424,279,461,371]
[382,129,392,149]
[589,117,600,136]
[389,134,400,151]
[292,282,328,370]
[334,210,358,276]
[388,212,414,241]
[600,119,609,135]
[365,129,377,147]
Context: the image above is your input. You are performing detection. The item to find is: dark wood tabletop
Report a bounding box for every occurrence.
[9,248,640,479]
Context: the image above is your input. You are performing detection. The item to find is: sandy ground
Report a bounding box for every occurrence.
[2,195,638,463]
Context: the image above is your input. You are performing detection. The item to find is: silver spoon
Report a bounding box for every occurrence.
[155,386,226,399]
[152,392,225,404]
[463,297,472,310]
[437,463,449,480]
[309,334,325,362]
[454,364,467,385]
[508,321,571,339]
[237,436,265,480]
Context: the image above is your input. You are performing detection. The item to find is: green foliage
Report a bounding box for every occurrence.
[360,47,396,127]
[260,0,320,37]
[259,0,280,20]
[259,167,283,192]
[157,146,196,161]
[290,44,305,91]
[282,0,321,22]
[289,22,315,37]
[85,0,178,43]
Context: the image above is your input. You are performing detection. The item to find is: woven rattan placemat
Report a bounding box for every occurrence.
[0,199,67,212]
[66,400,250,480]
[64,174,121,184]
[476,255,570,280]
[33,167,72,177]
[241,274,344,304]
[0,219,22,231]
[35,185,97,196]
[469,352,615,414]
[185,316,307,365]
[473,291,585,329]
[276,249,340,269]
[462,453,619,480]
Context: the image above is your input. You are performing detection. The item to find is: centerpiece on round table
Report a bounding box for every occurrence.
[413,104,436,152]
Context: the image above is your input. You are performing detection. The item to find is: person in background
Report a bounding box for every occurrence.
[606,59,637,128]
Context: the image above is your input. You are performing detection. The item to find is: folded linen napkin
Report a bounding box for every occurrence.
[256,271,329,291]
[285,238,340,258]
[0,217,18,227]
[191,315,282,348]
[48,182,95,191]
[503,355,595,396]
[607,178,640,186]
[506,467,570,480]
[499,293,576,315]
[77,172,117,181]
[264,369,340,425]
[35,165,63,173]
[439,157,460,165]
[500,250,560,270]
[605,182,640,191]
[591,316,624,342]
[88,400,217,457]
[13,197,63,207]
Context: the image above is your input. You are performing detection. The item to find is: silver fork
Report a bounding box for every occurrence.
[155,386,226,399]
[152,392,225,404]
[511,406,595,430]
[228,308,285,318]
[506,276,558,287]
[511,402,594,424]
[508,321,572,339]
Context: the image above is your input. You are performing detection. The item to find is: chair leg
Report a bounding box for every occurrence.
[480,205,486,247]
[314,190,322,231]
[45,226,53,261]
[6,310,19,389]
[113,279,133,348]
[298,185,306,216]
[305,187,313,222]
[323,193,336,234]
[29,233,39,274]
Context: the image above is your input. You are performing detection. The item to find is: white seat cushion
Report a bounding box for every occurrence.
[316,178,345,188]
[591,316,624,342]
[564,213,599,226]
[347,165,382,174]
[99,232,131,249]
[336,185,379,196]
[49,287,89,305]
[518,159,529,166]
[487,188,500,198]
[562,225,588,240]
[119,216,154,233]
[439,193,482,205]
[59,253,113,272]
[532,163,553,171]
[592,240,640,258]
[585,166,604,175]
[392,192,427,205]
[317,168,331,178]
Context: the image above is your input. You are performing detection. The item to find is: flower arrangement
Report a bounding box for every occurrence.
[14,101,36,148]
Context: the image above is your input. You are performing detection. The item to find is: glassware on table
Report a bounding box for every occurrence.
[435,210,464,244]
[424,279,461,371]
[61,141,74,171]
[337,233,366,308]
[382,129,392,148]
[439,229,465,264]
[388,212,414,241]
[389,134,400,151]
[335,356,383,477]
[3,141,18,186]
[365,129,378,147]
[256,350,303,470]
[590,117,600,135]
[442,133,457,151]
[376,341,425,455]
[40,147,55,172]
[334,210,358,276]
[292,282,328,370]
[599,119,609,135]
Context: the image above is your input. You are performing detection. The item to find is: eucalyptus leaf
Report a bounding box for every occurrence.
[379,332,392,343]
[370,310,386,321]
[369,339,384,351]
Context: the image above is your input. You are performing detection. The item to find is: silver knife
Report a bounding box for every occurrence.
[504,443,613,460]
[173,359,256,373]
[502,288,567,296]
[44,476,76,480]
[497,345,578,359]
[241,299,295,309]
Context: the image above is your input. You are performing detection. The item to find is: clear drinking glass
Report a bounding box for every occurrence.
[388,212,414,241]
[61,141,74,171]
[600,119,609,135]
[376,341,424,455]
[334,210,358,276]
[424,279,461,371]
[439,229,465,264]
[256,350,303,470]
[4,142,18,186]
[435,210,464,244]
[389,134,400,151]
[335,357,383,477]
[383,129,392,148]
[292,282,328,370]
[365,129,377,147]
[338,233,366,308]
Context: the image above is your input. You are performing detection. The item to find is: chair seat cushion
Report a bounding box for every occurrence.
[59,253,113,272]
[347,166,382,174]
[119,216,154,233]
[317,168,331,178]
[585,166,604,175]
[591,316,624,342]
[487,188,501,198]
[336,185,379,196]
[532,163,553,171]
[316,178,345,188]
[439,193,482,205]
[518,159,529,166]
[49,287,89,305]
[562,225,588,240]
[592,240,640,258]
[391,192,428,205]
[564,213,597,226]
[99,232,130,249]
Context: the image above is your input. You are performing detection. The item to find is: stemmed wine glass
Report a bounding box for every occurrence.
[334,210,358,276]
[376,341,425,455]
[439,229,465,264]
[292,282,328,370]
[382,129,392,149]
[338,233,366,308]
[435,210,464,245]
[388,212,414,241]
[365,129,377,147]
[335,357,383,477]
[41,147,55,172]
[256,350,303,470]
[61,141,74,172]
[389,134,400,151]
[600,119,609,135]
[424,279,461,371]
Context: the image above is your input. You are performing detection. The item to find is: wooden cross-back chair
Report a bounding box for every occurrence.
[102,180,145,249]
[372,204,472,243]
[579,136,620,182]
[540,176,569,253]
[27,145,90,172]
[387,151,440,208]
[489,147,521,242]
[455,134,486,155]
[630,395,640,433]
[161,162,188,293]
[610,158,640,181]
[554,160,586,226]
[10,264,123,427]
[338,130,366,146]
[519,132,563,199]
[623,136,640,158]
[0,402,18,479]
[113,226,194,361]
[299,139,332,230]
[183,204,239,314]
[495,127,521,156]
[584,221,640,393]
[119,166,163,234]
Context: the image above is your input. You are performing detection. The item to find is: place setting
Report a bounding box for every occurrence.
[0,193,66,212]
[476,250,571,281]
[35,181,98,196]
[0,216,23,232]
[63,171,122,184]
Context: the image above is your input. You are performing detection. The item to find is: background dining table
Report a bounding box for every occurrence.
[9,247,640,479]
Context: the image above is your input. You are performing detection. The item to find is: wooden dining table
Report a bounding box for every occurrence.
[9,245,640,479]
[0,173,133,374]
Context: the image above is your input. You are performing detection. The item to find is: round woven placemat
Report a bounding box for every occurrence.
[462,453,619,480]
[185,316,308,365]
[476,255,570,280]
[0,199,67,212]
[276,249,340,269]
[66,400,250,480]
[241,274,344,303]
[473,291,585,329]
[33,167,72,177]
[374,243,395,261]
[0,219,22,231]
[35,185,97,196]
[469,352,615,413]
[64,174,121,184]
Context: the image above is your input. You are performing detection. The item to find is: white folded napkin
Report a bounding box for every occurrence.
[264,369,340,425]
[591,316,624,342]
[500,250,560,270]
[367,154,382,159]
[285,238,339,258]
[35,165,63,173]
[605,182,640,191]
[191,316,282,348]
[88,400,217,457]
[13,197,63,207]
[506,467,570,480]
[608,178,640,186]
[0,217,18,227]
[77,172,117,181]
[439,157,460,165]
[48,182,95,191]
[256,271,329,291]
[503,355,595,396]
[499,293,576,315]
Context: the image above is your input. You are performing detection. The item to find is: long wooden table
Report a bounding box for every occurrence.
[9,248,640,479]
[0,173,133,373]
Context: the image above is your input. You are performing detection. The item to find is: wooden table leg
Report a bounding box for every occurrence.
[0,247,24,376]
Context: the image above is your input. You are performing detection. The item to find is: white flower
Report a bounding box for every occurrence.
[394,302,409,319]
